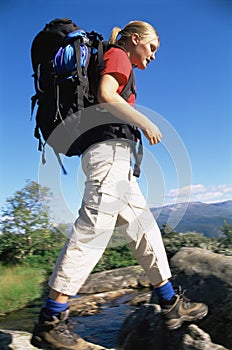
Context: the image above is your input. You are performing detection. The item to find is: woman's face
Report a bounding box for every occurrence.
[130,33,159,70]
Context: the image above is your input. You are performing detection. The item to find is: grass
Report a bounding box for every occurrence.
[0,264,47,314]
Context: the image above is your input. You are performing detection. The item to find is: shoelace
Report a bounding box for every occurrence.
[174,286,192,307]
[55,318,77,340]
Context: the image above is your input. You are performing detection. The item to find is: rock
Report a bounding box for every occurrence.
[0,329,114,350]
[170,248,232,349]
[0,329,36,350]
[126,291,151,306]
[170,247,232,285]
[183,324,228,349]
[79,266,150,294]
[117,305,228,350]
[70,289,136,316]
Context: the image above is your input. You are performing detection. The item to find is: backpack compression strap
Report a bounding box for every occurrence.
[120,69,136,101]
[73,38,88,110]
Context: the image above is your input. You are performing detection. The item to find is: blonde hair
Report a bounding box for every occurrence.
[109,20,159,47]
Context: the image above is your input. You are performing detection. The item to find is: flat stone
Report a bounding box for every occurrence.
[0,329,114,350]
[79,266,149,294]
[70,288,136,316]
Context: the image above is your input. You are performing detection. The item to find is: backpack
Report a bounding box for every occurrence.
[30,18,139,174]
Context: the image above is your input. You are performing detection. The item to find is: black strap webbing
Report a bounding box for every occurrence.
[73,39,82,78]
[97,39,104,72]
[120,69,136,101]
[118,125,143,177]
[73,39,85,111]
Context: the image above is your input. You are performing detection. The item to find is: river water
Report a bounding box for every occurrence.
[0,295,137,348]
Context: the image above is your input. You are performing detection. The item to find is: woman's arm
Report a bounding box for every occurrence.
[97,73,162,145]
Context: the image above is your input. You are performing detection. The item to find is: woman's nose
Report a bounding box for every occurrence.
[151,53,156,60]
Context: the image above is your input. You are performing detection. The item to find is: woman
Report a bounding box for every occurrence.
[31,21,208,349]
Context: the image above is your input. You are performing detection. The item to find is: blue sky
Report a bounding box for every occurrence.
[0,0,231,223]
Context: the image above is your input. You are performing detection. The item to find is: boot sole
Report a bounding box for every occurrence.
[31,335,55,350]
[164,308,208,330]
[31,335,89,350]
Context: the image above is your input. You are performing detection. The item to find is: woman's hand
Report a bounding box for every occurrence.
[142,126,162,145]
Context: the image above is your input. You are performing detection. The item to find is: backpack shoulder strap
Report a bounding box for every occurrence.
[120,69,136,101]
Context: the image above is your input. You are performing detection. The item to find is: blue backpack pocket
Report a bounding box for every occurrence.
[54,29,90,76]
[54,43,89,75]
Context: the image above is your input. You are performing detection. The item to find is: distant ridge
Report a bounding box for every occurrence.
[151,200,232,237]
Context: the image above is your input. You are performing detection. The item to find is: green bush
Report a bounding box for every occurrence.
[94,245,137,272]
[163,231,212,259]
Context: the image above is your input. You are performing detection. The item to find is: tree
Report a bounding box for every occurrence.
[213,221,232,255]
[160,224,175,235]
[220,221,232,244]
[0,180,66,265]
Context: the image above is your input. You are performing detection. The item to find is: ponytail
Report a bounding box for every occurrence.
[109,27,121,45]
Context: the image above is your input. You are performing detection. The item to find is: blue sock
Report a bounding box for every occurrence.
[155,281,175,301]
[45,297,69,316]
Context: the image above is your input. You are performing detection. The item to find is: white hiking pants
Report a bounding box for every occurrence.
[49,140,171,295]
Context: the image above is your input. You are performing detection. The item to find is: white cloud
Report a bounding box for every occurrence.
[165,184,232,205]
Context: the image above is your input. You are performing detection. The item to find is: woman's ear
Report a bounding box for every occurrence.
[131,33,140,46]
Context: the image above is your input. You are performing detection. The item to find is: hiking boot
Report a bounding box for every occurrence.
[160,286,208,330]
[31,307,81,349]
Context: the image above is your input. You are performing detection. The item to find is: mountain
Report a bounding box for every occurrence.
[151,200,232,238]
